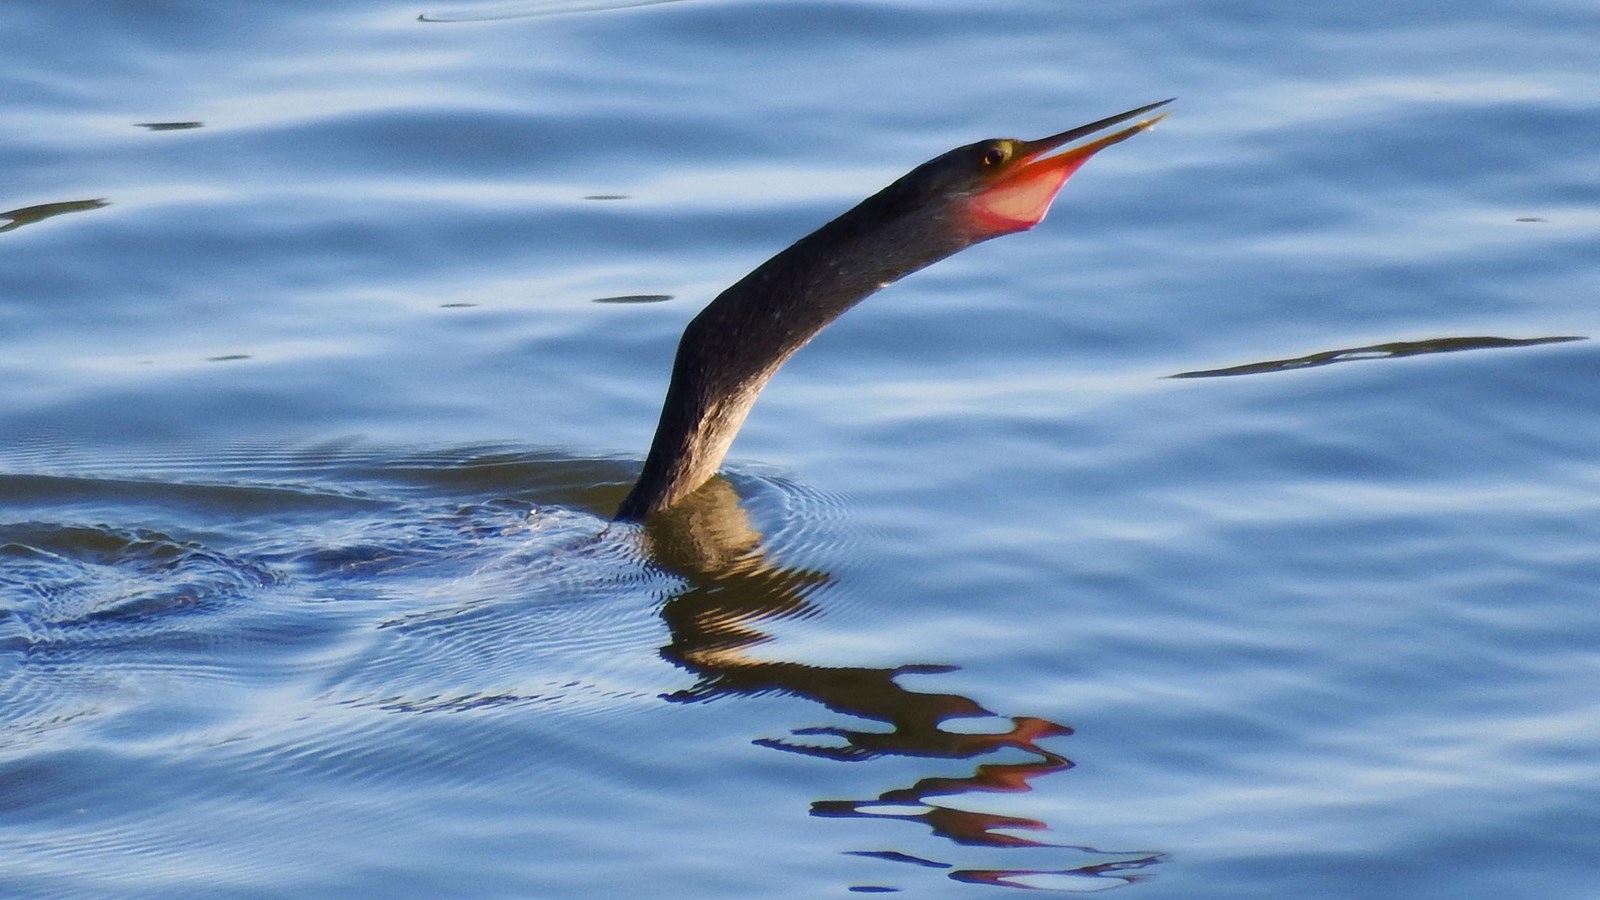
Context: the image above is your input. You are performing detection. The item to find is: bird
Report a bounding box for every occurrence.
[615,99,1171,522]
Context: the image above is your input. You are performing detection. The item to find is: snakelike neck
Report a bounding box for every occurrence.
[614,100,1171,521]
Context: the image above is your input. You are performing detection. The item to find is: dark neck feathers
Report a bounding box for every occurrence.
[615,171,982,520]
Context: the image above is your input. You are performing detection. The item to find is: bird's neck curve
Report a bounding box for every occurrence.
[615,181,979,521]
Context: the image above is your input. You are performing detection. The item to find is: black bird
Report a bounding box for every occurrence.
[616,100,1171,521]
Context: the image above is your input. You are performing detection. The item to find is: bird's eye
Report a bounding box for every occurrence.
[981,145,1008,168]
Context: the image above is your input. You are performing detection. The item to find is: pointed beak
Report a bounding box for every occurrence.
[969,98,1172,234]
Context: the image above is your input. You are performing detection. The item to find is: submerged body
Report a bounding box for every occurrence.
[616,100,1171,521]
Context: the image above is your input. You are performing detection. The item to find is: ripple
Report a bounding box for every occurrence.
[1170,334,1585,378]
[0,198,108,235]
[418,0,696,24]
[0,522,279,632]
[0,522,288,755]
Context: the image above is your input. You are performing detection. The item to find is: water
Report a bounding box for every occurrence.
[3,0,1597,896]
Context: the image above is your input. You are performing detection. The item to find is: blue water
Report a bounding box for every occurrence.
[3,0,1597,897]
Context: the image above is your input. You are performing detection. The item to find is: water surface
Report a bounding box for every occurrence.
[3,0,1597,896]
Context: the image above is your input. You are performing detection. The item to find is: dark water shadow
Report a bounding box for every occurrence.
[637,481,1164,892]
[135,121,204,131]
[418,0,695,23]
[1170,335,1584,379]
[0,199,108,235]
[592,293,673,305]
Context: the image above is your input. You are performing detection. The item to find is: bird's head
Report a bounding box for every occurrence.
[889,99,1172,243]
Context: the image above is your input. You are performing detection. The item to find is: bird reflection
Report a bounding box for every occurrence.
[636,480,1162,891]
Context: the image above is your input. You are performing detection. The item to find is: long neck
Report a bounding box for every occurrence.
[615,181,977,521]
